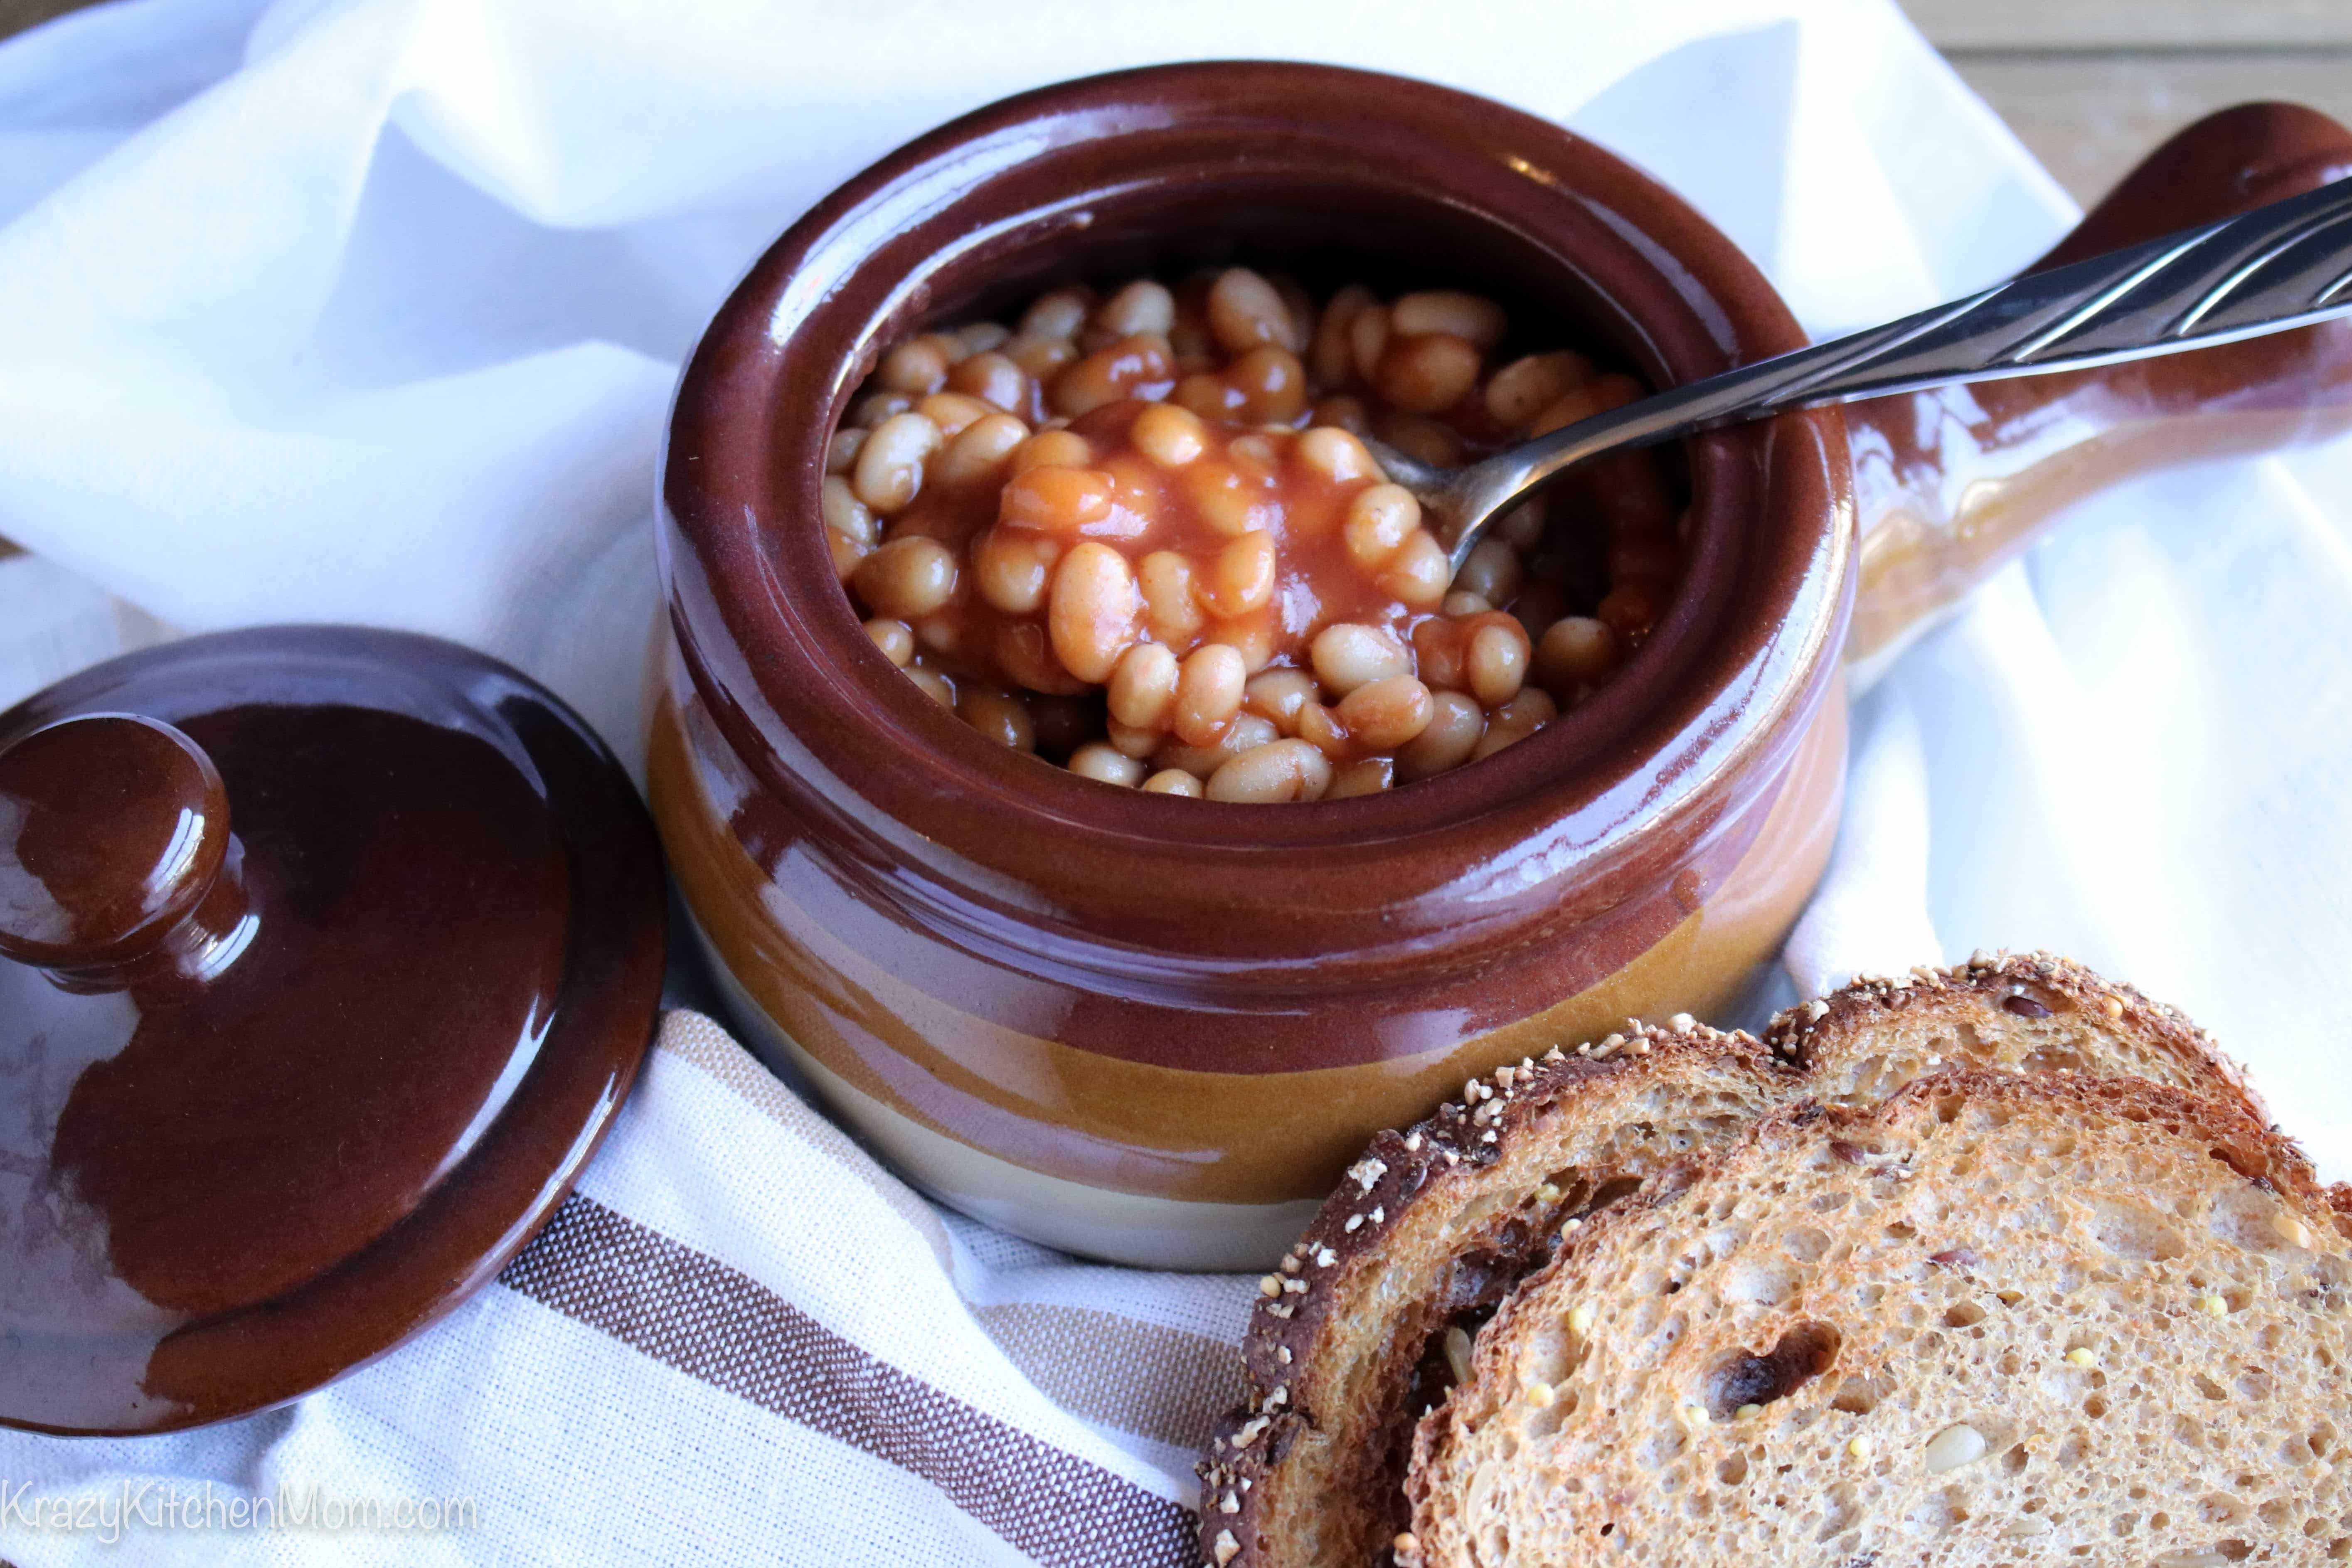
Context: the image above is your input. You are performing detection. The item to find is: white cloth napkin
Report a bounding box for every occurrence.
[2,1,2347,1563]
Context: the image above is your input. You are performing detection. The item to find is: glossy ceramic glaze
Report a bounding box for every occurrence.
[0,628,666,1435]
[657,63,1850,1268]
[1842,102,2352,679]
[0,714,228,975]
[658,67,2352,1268]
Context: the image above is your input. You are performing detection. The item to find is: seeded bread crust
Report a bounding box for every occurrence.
[1197,1022,1791,1568]
[1195,953,2270,1568]
[1404,1070,2351,1567]
[1761,950,2269,1131]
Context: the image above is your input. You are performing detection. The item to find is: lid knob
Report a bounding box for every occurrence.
[0,713,230,971]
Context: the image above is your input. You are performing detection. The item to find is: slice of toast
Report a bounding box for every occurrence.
[1404,1069,2352,1567]
[1197,954,2273,1568]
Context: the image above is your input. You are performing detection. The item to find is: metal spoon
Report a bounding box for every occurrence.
[1369,176,2352,574]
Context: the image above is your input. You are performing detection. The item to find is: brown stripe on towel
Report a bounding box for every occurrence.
[656,1010,958,1270]
[971,1302,1242,1453]
[656,1011,1245,1451]
[500,1194,1197,1568]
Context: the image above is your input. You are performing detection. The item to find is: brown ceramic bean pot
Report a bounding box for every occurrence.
[654,64,2352,1268]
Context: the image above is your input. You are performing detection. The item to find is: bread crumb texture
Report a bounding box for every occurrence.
[1195,951,2286,1568]
[1406,1071,2351,1567]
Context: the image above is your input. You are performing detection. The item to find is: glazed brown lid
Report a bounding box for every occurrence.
[0,626,666,1436]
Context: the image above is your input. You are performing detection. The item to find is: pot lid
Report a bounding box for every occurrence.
[0,626,665,1435]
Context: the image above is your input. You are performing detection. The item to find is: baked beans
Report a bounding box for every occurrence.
[826,268,1685,799]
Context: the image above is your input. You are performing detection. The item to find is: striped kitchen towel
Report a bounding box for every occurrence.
[0,1010,1253,1568]
[28,0,2352,1562]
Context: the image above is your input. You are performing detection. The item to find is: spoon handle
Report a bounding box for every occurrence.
[1441,174,2352,554]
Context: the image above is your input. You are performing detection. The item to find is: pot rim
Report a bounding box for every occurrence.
[660,60,1852,964]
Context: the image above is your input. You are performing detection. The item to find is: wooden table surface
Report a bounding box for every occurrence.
[1907,0,2352,203]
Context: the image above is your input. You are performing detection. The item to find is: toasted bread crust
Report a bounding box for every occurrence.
[1764,950,2267,1124]
[1198,1022,1786,1568]
[1402,1069,2346,1568]
[1231,1026,1786,1400]
[1197,953,2277,1568]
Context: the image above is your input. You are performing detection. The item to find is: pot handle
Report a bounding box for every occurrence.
[1845,103,2352,684]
